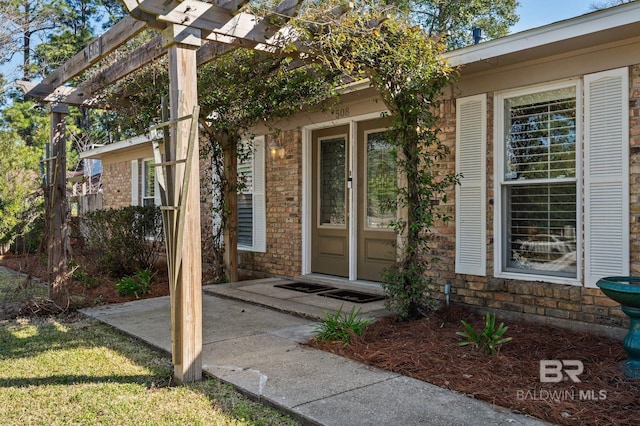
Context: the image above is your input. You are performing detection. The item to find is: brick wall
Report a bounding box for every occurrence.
[200,68,639,333]
[240,131,303,277]
[101,161,134,209]
[421,67,640,332]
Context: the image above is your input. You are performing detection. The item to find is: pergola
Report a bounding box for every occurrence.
[17,0,338,383]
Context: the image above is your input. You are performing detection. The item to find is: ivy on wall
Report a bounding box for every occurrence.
[102,1,460,319]
[297,3,459,320]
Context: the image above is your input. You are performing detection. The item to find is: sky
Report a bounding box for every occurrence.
[511,0,599,33]
[0,0,615,84]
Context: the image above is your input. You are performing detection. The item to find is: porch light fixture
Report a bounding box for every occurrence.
[268,136,286,159]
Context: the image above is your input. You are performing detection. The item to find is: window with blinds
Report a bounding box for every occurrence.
[142,159,156,207]
[502,86,578,277]
[237,146,254,247]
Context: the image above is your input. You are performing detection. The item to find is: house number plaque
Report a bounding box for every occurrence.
[332,107,350,119]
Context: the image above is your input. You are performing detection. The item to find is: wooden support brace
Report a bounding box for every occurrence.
[154,159,186,167]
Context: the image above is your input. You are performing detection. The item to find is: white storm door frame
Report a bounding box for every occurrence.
[301,111,389,280]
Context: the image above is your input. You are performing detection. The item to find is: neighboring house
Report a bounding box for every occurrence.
[80,133,160,209]
[82,2,640,333]
[70,145,104,215]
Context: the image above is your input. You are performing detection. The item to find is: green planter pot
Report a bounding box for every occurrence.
[596,276,640,377]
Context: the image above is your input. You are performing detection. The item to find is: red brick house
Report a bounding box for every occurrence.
[82,2,640,334]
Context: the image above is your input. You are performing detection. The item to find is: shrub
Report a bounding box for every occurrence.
[80,206,163,276]
[313,305,373,346]
[68,260,98,288]
[381,259,439,321]
[116,268,153,297]
[456,312,512,355]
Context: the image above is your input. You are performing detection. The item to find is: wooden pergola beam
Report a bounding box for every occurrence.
[19,0,300,103]
[18,38,236,107]
[80,34,165,96]
[42,17,148,86]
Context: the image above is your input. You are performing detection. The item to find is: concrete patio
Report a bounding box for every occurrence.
[80,279,549,426]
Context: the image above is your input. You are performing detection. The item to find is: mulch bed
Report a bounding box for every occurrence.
[0,253,171,308]
[309,305,640,426]
[4,253,640,424]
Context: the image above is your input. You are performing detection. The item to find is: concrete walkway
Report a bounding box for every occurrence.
[80,282,549,426]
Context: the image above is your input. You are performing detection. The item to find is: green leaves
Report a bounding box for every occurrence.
[115,267,154,298]
[456,312,513,355]
[296,6,459,321]
[313,305,373,346]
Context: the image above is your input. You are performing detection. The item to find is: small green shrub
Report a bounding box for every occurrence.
[456,312,512,355]
[81,206,163,276]
[72,268,97,288]
[116,268,153,297]
[68,259,98,288]
[313,305,373,346]
[381,259,439,321]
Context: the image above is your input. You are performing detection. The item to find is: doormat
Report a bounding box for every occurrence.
[319,289,385,303]
[274,282,336,293]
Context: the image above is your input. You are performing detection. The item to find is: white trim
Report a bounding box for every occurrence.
[130,160,139,206]
[445,2,640,67]
[349,121,357,281]
[302,127,312,275]
[301,111,390,279]
[80,131,159,159]
[493,79,582,285]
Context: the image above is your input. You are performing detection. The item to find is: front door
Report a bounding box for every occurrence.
[311,125,350,277]
[356,118,396,281]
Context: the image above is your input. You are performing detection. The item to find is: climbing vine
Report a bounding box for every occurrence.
[297,3,459,320]
[101,1,459,318]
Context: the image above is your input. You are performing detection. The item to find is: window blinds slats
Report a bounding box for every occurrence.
[252,136,267,252]
[584,67,629,288]
[455,94,487,276]
[236,136,266,252]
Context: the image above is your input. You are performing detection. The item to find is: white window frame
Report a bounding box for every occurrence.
[142,158,160,207]
[237,136,266,253]
[131,160,139,206]
[493,79,583,286]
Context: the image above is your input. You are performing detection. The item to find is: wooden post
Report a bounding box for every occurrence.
[162,24,203,384]
[47,102,69,308]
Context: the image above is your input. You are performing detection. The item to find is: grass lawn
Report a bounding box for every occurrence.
[0,315,300,426]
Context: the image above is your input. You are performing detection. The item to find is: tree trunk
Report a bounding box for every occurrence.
[47,103,69,309]
[222,133,239,283]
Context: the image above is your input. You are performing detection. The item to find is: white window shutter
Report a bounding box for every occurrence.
[455,94,487,276]
[584,67,630,287]
[252,136,267,252]
[131,160,139,206]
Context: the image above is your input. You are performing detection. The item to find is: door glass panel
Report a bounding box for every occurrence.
[366,130,396,229]
[319,137,346,226]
